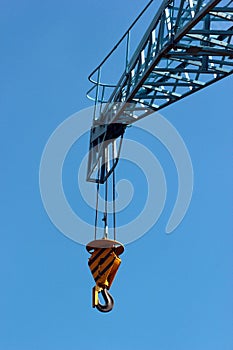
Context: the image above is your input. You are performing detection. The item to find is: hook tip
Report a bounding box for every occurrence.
[96,288,114,313]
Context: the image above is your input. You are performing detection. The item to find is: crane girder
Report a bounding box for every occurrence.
[87,0,233,183]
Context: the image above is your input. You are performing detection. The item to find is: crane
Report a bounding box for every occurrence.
[85,0,233,312]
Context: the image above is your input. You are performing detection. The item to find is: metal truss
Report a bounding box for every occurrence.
[87,0,233,183]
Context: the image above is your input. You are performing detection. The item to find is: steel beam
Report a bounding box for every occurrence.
[87,0,233,182]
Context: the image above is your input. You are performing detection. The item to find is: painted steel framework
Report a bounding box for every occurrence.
[87,0,233,183]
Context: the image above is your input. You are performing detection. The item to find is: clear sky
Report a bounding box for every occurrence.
[1,1,232,349]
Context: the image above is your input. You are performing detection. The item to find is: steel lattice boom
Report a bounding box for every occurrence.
[87,0,233,183]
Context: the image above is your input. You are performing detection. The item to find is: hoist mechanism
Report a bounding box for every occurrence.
[85,0,233,312]
[85,149,124,312]
[86,239,124,312]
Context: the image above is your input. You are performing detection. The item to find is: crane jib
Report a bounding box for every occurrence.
[86,0,233,183]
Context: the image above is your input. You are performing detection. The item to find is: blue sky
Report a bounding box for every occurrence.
[1,1,232,349]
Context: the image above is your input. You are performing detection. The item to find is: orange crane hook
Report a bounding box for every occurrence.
[86,239,124,313]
